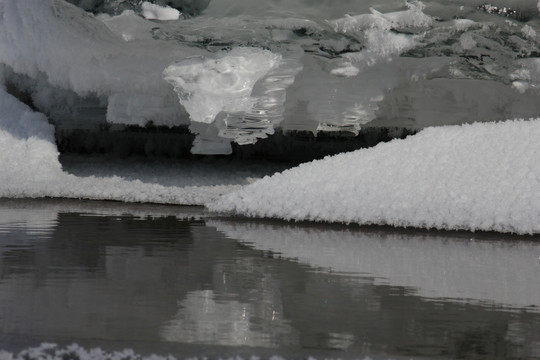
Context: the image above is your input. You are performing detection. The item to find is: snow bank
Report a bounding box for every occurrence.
[208,119,540,234]
[0,89,252,205]
[0,88,63,180]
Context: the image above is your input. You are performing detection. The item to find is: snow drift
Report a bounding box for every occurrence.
[208,119,540,234]
[0,88,260,205]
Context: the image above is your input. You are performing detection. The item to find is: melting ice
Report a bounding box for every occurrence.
[0,0,539,233]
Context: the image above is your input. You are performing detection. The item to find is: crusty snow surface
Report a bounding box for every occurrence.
[208,119,540,234]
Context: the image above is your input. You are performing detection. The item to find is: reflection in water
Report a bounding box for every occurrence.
[0,199,539,359]
[210,220,540,309]
[161,289,296,347]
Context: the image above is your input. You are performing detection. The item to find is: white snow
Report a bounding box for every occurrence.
[1,0,540,234]
[0,0,198,127]
[208,119,540,234]
[522,25,537,41]
[141,2,181,21]
[328,4,430,69]
[0,343,379,360]
[453,19,476,32]
[459,32,477,50]
[0,343,178,360]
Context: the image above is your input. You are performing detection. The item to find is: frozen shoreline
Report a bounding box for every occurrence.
[1,84,538,233]
[1,0,540,234]
[1,84,539,234]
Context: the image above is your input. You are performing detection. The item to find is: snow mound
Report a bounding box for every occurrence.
[208,119,540,234]
[0,89,247,205]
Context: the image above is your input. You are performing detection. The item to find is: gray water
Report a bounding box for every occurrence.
[0,199,539,360]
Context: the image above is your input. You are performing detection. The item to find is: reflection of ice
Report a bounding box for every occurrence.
[210,220,540,310]
[160,289,296,347]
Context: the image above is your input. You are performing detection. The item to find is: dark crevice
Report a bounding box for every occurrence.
[56,125,415,165]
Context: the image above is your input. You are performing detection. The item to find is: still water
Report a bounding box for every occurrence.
[0,199,539,360]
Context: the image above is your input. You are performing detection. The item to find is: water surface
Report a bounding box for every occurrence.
[0,199,539,359]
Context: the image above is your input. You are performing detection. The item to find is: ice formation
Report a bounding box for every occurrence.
[164,48,301,148]
[2,0,540,150]
[209,119,540,234]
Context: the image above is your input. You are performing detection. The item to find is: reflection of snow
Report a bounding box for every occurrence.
[210,220,540,310]
[160,290,296,347]
[0,207,57,239]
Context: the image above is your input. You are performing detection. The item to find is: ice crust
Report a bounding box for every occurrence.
[209,119,540,234]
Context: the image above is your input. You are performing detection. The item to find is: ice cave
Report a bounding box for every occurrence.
[0,0,539,233]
